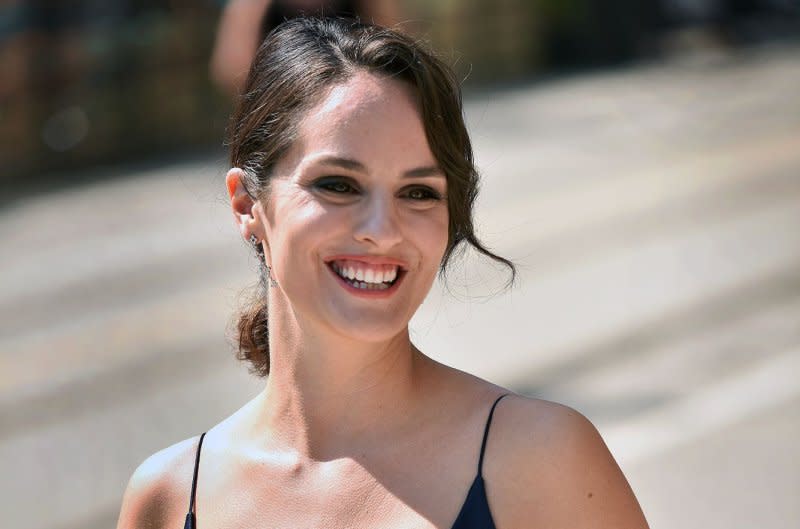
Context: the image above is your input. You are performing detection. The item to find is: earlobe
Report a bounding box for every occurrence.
[250,201,271,252]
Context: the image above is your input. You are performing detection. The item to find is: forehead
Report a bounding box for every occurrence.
[288,72,432,165]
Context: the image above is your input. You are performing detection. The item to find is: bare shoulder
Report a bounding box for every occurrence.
[116,435,202,529]
[486,395,649,529]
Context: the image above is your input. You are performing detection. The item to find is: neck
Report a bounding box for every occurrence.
[249,294,426,461]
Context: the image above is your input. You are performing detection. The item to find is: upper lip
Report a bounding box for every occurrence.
[325,254,410,271]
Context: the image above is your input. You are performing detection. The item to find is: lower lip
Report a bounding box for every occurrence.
[325,263,405,299]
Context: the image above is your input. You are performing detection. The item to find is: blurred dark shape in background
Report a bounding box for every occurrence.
[1,0,798,195]
[209,0,401,98]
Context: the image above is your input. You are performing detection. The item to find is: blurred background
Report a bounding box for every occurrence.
[1,1,798,528]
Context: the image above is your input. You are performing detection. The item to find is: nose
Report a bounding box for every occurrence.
[353,193,403,248]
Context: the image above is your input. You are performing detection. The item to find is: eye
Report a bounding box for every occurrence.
[314,177,359,195]
[403,186,443,202]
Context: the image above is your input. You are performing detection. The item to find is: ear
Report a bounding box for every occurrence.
[226,167,265,244]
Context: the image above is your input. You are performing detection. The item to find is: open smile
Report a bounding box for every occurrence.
[324,258,408,299]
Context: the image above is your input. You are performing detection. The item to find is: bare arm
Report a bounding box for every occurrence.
[116,461,170,528]
[491,398,650,529]
[209,0,273,97]
[116,438,197,529]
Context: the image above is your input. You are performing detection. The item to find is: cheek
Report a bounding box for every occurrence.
[432,211,450,253]
[407,207,449,263]
[268,193,326,258]
[270,198,358,271]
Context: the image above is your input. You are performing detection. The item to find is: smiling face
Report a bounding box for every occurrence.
[254,71,449,342]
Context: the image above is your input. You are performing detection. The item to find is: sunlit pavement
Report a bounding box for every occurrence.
[1,42,798,529]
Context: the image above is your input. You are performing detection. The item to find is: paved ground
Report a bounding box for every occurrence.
[1,42,799,529]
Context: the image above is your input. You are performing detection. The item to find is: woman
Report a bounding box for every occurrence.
[118,18,649,529]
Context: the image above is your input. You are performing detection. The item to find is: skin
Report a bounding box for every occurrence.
[116,72,650,529]
[210,0,404,96]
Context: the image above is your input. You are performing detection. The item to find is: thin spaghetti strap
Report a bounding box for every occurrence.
[183,432,207,529]
[477,394,510,477]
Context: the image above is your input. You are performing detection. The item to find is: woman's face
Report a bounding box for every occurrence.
[257,71,449,342]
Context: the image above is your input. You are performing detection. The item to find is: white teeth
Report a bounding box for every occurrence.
[331,261,400,285]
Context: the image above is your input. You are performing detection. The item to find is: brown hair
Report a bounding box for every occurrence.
[228,17,515,377]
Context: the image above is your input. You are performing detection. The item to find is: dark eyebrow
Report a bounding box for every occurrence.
[317,156,366,173]
[316,155,445,179]
[403,166,444,179]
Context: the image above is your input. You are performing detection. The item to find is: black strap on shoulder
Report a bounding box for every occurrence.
[477,394,510,477]
[183,432,207,529]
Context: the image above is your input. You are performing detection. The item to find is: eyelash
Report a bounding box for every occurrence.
[313,177,444,202]
[316,179,357,195]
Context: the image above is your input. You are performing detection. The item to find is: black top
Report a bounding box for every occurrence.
[260,0,360,41]
[184,393,511,529]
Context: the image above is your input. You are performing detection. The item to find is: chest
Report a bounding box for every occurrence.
[184,461,482,529]
[191,501,439,529]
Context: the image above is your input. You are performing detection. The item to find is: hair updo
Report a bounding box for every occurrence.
[227,16,515,377]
